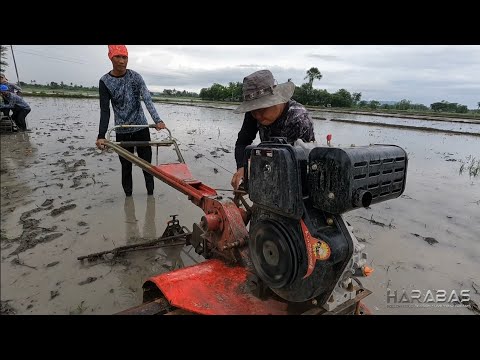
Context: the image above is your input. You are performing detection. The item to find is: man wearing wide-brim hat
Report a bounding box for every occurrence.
[231,69,316,190]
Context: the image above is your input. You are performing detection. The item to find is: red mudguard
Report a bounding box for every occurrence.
[145,259,288,315]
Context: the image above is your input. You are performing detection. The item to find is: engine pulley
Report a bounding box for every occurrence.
[248,220,299,289]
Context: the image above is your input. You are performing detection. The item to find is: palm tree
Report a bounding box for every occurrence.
[304,67,322,90]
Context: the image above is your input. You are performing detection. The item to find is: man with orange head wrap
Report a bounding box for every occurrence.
[96,45,166,197]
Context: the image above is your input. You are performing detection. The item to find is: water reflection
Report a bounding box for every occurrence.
[0,131,35,217]
[122,196,185,269]
[0,131,35,168]
[123,196,157,244]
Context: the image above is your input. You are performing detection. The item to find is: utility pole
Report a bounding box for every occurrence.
[10,45,20,86]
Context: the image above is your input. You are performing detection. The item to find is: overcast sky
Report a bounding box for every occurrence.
[3,45,479,109]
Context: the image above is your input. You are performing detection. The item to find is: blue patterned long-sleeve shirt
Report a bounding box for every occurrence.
[97,69,163,139]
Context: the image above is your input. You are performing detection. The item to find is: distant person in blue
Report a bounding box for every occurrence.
[95,45,166,197]
[0,74,23,117]
[0,84,31,131]
[0,74,22,95]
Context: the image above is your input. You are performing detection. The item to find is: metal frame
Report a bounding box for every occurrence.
[106,124,185,164]
[0,114,18,133]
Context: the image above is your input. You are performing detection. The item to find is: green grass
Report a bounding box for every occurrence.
[459,156,480,178]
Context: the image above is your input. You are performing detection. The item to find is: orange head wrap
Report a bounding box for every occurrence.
[108,45,128,60]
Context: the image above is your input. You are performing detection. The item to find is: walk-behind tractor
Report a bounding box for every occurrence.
[79,125,408,315]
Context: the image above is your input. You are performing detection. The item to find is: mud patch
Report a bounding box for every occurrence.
[411,233,439,245]
[466,299,480,315]
[3,204,65,256]
[41,199,54,207]
[78,277,98,286]
[8,232,63,257]
[50,204,76,216]
[11,257,37,269]
[0,301,16,315]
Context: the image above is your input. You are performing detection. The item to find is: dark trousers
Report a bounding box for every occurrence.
[12,108,30,130]
[115,127,154,195]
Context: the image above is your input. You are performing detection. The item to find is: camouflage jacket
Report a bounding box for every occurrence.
[234,99,315,169]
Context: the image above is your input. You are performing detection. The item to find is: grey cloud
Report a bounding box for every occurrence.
[141,66,306,90]
[307,54,339,61]
[4,45,479,109]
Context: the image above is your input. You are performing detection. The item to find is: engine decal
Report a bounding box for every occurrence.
[301,219,331,279]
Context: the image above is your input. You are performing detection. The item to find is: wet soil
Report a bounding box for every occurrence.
[1,98,479,315]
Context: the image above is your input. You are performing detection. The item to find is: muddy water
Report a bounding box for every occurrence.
[1,97,479,315]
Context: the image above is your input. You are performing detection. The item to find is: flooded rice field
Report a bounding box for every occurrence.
[312,110,480,135]
[1,97,479,315]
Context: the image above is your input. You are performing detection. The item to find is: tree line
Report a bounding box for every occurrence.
[21,77,476,114]
[20,81,198,98]
[0,45,8,69]
[199,67,477,113]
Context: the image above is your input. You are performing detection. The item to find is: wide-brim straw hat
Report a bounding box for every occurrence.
[234,70,295,114]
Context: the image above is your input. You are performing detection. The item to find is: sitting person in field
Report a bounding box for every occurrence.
[0,74,22,117]
[0,74,22,95]
[0,84,31,131]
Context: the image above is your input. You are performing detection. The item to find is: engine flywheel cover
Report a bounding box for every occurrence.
[249,220,299,288]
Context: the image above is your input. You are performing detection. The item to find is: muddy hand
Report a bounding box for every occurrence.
[155,122,166,131]
[95,138,106,150]
[231,167,245,190]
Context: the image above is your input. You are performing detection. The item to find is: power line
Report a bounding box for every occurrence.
[18,45,89,63]
[15,49,86,64]
[36,45,89,62]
